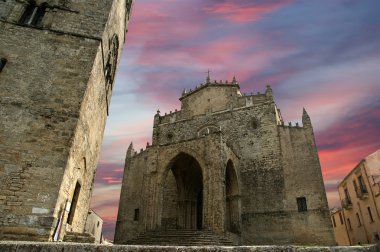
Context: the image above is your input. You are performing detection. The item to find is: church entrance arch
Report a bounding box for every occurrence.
[225,160,240,233]
[161,152,203,230]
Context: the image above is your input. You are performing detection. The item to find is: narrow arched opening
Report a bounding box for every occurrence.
[19,1,47,27]
[225,160,240,233]
[162,153,203,230]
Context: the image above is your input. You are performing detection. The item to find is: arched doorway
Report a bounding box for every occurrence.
[225,160,240,233]
[162,153,203,230]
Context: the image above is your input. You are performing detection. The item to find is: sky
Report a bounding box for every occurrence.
[91,0,380,240]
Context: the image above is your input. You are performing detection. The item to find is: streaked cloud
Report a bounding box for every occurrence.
[203,0,293,23]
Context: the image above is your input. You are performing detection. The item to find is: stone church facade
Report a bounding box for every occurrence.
[0,0,132,241]
[115,77,335,245]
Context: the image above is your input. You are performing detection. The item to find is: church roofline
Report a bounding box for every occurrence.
[179,79,240,101]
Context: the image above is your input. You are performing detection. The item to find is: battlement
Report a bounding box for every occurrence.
[155,77,276,125]
[179,76,240,100]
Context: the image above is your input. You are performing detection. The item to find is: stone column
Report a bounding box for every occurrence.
[203,158,225,234]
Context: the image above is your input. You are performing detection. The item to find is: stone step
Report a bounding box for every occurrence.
[127,229,234,246]
[63,231,95,243]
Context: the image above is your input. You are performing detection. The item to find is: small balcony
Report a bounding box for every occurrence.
[342,197,353,209]
[356,187,369,199]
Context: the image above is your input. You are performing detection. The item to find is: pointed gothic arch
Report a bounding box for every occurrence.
[161,152,204,230]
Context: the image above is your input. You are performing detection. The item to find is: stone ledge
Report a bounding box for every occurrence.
[0,242,379,252]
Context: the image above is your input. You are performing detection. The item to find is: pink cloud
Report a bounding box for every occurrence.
[95,163,124,185]
[98,118,154,163]
[129,36,296,109]
[126,1,203,47]
[203,1,292,23]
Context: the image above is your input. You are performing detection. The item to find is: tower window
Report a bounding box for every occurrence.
[296,197,307,212]
[134,208,139,221]
[339,212,344,225]
[368,207,374,222]
[356,213,361,226]
[347,218,352,230]
[19,2,47,27]
[0,58,7,72]
[332,216,336,227]
[353,180,359,197]
[358,175,368,193]
[67,182,81,225]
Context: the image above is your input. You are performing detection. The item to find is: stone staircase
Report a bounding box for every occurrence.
[127,229,235,246]
[63,231,95,243]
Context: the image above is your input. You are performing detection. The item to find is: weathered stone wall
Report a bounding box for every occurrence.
[180,84,241,117]
[0,0,131,241]
[53,0,129,239]
[115,147,151,243]
[279,121,335,245]
[0,1,14,19]
[0,242,379,252]
[161,170,179,230]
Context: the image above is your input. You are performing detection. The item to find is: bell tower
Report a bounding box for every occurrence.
[0,0,133,241]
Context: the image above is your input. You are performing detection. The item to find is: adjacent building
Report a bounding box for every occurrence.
[330,207,350,245]
[115,76,335,245]
[0,0,132,241]
[332,150,380,245]
[85,210,103,244]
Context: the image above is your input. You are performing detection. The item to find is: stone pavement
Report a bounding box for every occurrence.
[0,241,379,252]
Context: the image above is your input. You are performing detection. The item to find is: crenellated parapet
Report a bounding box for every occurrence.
[277,108,313,130]
[180,76,240,100]
[155,77,278,127]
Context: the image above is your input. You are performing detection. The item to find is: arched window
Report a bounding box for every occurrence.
[105,34,119,86]
[197,125,221,137]
[104,34,119,115]
[126,0,132,17]
[19,1,47,27]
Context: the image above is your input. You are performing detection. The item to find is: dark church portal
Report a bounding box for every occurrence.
[162,153,203,230]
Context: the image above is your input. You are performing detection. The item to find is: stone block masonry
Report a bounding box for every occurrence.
[0,0,133,241]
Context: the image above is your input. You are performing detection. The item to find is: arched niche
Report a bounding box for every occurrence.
[197,124,221,137]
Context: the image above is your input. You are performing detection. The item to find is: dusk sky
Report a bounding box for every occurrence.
[91,0,380,240]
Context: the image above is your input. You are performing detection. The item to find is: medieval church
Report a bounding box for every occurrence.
[115,76,335,245]
[0,0,132,241]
